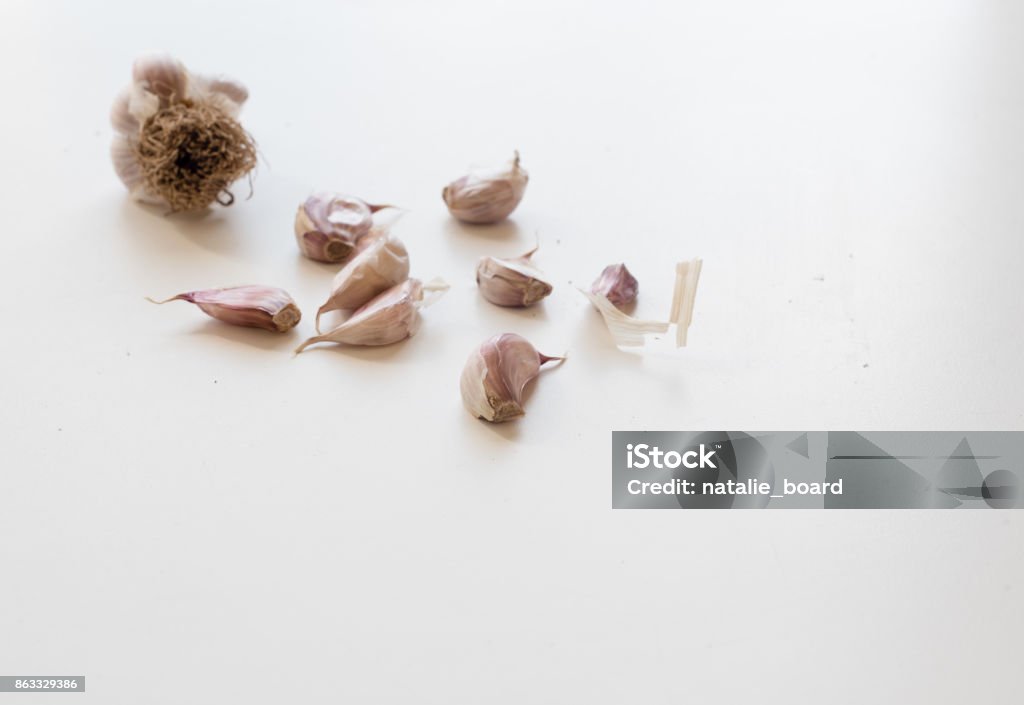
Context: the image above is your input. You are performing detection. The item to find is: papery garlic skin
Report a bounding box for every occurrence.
[296,278,449,351]
[110,54,255,210]
[295,193,391,263]
[591,263,638,308]
[316,236,410,332]
[460,333,564,423]
[148,285,301,332]
[476,247,552,307]
[442,151,528,224]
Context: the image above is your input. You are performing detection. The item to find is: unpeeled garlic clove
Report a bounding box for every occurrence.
[316,236,410,332]
[147,285,301,332]
[442,151,528,224]
[591,263,638,308]
[460,333,564,423]
[476,246,553,307]
[296,278,449,351]
[294,192,393,264]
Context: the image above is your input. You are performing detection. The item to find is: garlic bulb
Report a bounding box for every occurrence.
[110,54,257,212]
[591,263,638,308]
[296,278,449,352]
[316,236,410,332]
[476,246,553,307]
[295,192,393,263]
[460,333,564,423]
[147,285,301,332]
[442,151,528,223]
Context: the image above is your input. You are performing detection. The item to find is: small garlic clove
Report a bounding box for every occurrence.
[460,333,564,423]
[294,192,387,264]
[296,278,449,351]
[111,136,145,195]
[131,54,189,110]
[147,285,301,332]
[190,74,249,116]
[316,236,410,332]
[580,258,702,348]
[476,246,552,307]
[442,151,528,224]
[591,263,638,308]
[110,88,139,136]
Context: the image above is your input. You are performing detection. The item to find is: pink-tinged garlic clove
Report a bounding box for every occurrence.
[296,278,449,351]
[460,333,564,423]
[315,236,410,332]
[591,263,638,308]
[147,285,301,332]
[442,151,528,224]
[476,245,552,307]
[295,192,392,264]
[131,54,189,109]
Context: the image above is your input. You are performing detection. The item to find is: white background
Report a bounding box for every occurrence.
[1,1,1022,702]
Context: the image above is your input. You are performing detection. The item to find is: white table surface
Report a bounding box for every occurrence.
[1,1,1022,702]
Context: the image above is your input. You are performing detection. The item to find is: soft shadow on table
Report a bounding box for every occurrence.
[167,209,249,257]
[117,198,248,258]
[187,320,300,351]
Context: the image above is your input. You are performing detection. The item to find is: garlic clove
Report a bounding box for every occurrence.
[580,258,702,348]
[296,278,449,351]
[131,54,189,110]
[442,151,528,224]
[295,192,392,264]
[147,285,301,332]
[460,333,564,423]
[315,236,410,332]
[476,245,552,307]
[110,88,139,136]
[591,263,638,308]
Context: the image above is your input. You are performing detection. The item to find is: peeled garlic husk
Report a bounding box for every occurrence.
[476,246,553,307]
[147,285,301,332]
[580,259,702,348]
[316,236,410,332]
[460,333,564,423]
[591,263,638,308]
[295,192,393,263]
[110,54,255,211]
[296,278,449,351]
[442,151,528,224]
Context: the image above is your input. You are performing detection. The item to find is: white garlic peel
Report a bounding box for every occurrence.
[110,54,251,207]
[460,333,565,423]
[580,259,702,348]
[476,246,553,307]
[315,236,410,332]
[443,151,528,224]
[296,278,449,352]
[669,258,703,346]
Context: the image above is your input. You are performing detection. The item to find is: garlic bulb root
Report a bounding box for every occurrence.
[110,54,257,212]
